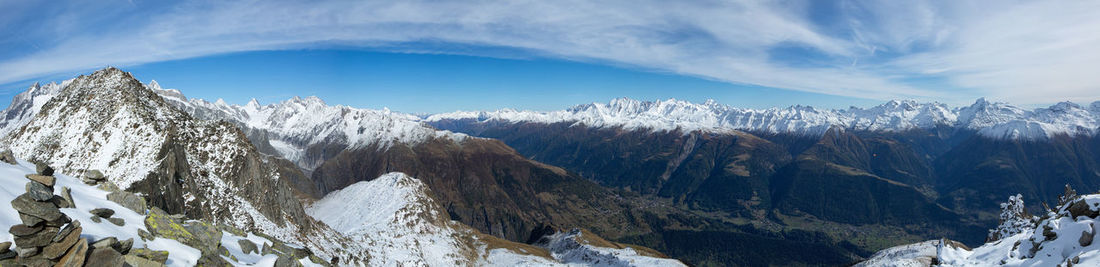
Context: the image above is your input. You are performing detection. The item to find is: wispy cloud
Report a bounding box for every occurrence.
[0,0,1097,104]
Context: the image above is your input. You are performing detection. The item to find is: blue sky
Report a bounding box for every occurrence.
[2,0,1099,112]
[0,49,882,113]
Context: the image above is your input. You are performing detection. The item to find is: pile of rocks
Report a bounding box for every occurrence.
[1,163,87,266]
[0,163,166,267]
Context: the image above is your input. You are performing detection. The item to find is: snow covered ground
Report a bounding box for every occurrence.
[0,158,318,266]
[859,194,1100,266]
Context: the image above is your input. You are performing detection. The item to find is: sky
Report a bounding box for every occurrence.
[1,0,1098,113]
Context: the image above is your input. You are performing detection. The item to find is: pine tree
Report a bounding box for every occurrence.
[987,194,1034,242]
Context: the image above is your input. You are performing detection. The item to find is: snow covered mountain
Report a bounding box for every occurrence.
[155,86,467,171]
[0,67,684,266]
[0,81,67,139]
[0,68,364,259]
[426,97,1100,139]
[859,193,1100,266]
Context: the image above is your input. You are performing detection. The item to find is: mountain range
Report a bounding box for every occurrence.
[2,67,1099,266]
[0,68,684,266]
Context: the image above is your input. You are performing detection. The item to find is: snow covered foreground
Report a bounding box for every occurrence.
[0,158,321,266]
[859,195,1100,267]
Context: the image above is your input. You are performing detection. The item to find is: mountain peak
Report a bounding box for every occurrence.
[147,79,162,90]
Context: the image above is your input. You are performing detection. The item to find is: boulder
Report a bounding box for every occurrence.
[0,150,16,165]
[275,254,301,267]
[91,237,119,250]
[55,238,88,267]
[9,223,44,236]
[19,212,44,226]
[116,238,133,255]
[91,215,102,223]
[13,226,58,248]
[11,194,63,221]
[25,181,53,201]
[274,242,312,259]
[1082,224,1096,247]
[238,239,258,254]
[54,220,81,242]
[0,249,14,260]
[138,229,155,241]
[16,246,39,258]
[35,162,53,176]
[196,250,231,266]
[59,187,76,208]
[107,191,147,214]
[0,242,13,260]
[25,174,54,187]
[85,170,106,182]
[1068,200,1100,219]
[1044,224,1058,241]
[85,247,125,267]
[44,213,72,227]
[123,254,166,267]
[21,257,52,267]
[90,208,115,218]
[219,224,247,237]
[107,217,125,226]
[182,221,222,248]
[42,226,81,259]
[130,248,170,264]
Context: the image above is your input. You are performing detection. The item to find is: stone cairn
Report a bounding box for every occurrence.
[0,162,149,267]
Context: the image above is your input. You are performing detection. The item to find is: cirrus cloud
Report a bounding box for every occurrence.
[0,0,1097,105]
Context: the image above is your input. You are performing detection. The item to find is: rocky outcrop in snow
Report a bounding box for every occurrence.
[859,192,1100,266]
[426,97,1100,140]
